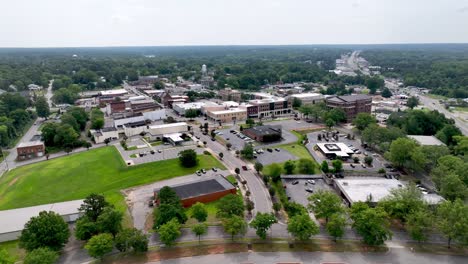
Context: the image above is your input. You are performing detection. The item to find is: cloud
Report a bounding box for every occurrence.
[352,1,361,8]
[457,6,468,13]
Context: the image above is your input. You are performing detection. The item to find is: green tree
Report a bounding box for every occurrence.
[75,216,99,240]
[321,160,329,173]
[352,113,376,131]
[438,173,468,201]
[153,203,187,229]
[378,184,426,222]
[287,214,319,241]
[153,81,165,89]
[292,97,302,108]
[158,219,181,246]
[254,162,264,174]
[115,228,148,253]
[364,156,373,166]
[332,159,343,173]
[436,124,462,146]
[326,213,346,241]
[283,160,296,174]
[241,143,254,159]
[35,96,50,119]
[406,96,419,109]
[191,223,208,243]
[24,247,58,264]
[268,163,282,182]
[184,109,199,119]
[250,213,277,239]
[366,77,384,94]
[297,158,315,174]
[307,190,344,223]
[178,149,198,167]
[216,194,244,218]
[350,203,392,246]
[325,118,335,130]
[97,207,123,237]
[385,138,419,169]
[381,87,392,98]
[79,193,110,222]
[272,202,282,214]
[19,211,70,251]
[191,202,208,222]
[406,209,433,243]
[157,186,180,205]
[222,215,248,241]
[85,233,114,260]
[436,199,468,248]
[246,118,255,128]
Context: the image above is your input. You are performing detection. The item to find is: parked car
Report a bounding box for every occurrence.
[305,188,314,193]
[196,171,202,176]
[157,149,162,153]
[212,167,218,172]
[267,148,273,152]
[201,169,206,174]
[275,148,280,152]
[292,180,299,185]
[150,150,155,154]
[307,180,315,185]
[361,164,366,168]
[242,165,248,171]
[211,138,216,141]
[350,164,355,168]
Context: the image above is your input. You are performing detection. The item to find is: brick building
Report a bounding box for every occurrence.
[16,141,45,160]
[246,98,292,118]
[153,176,236,207]
[325,94,372,121]
[243,125,282,142]
[218,88,241,102]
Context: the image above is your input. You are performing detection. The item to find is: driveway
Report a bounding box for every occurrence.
[282,178,334,208]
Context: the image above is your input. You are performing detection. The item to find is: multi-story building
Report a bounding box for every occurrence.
[218,88,241,102]
[206,108,247,124]
[16,141,45,160]
[246,97,292,119]
[161,93,189,108]
[288,93,324,105]
[325,95,372,121]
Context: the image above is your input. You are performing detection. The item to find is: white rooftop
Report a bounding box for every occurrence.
[316,142,354,157]
[335,178,404,204]
[290,93,323,99]
[408,135,446,146]
[210,108,247,115]
[164,133,184,143]
[173,102,206,109]
[17,141,44,148]
[0,200,83,234]
[149,122,187,129]
[100,89,128,96]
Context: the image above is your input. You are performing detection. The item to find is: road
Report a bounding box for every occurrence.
[46,79,54,107]
[346,51,370,76]
[151,249,468,264]
[418,95,468,136]
[197,127,273,216]
[123,81,145,96]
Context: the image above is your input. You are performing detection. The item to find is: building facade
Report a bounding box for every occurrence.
[289,93,324,105]
[16,141,45,160]
[206,108,247,124]
[325,95,372,121]
[218,88,241,102]
[243,125,282,142]
[246,98,292,118]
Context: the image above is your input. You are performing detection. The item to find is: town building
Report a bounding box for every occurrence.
[243,125,282,142]
[246,97,292,118]
[92,127,119,144]
[408,135,446,146]
[206,108,247,124]
[289,93,324,105]
[326,94,372,121]
[218,88,242,102]
[153,176,236,207]
[16,141,45,161]
[148,122,188,141]
[161,93,189,108]
[173,102,207,116]
[334,178,444,207]
[315,143,355,159]
[0,200,83,242]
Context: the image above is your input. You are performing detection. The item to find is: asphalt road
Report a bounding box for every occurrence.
[153,249,468,264]
[196,127,273,215]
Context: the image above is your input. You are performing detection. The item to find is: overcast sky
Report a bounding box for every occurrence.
[2,0,468,47]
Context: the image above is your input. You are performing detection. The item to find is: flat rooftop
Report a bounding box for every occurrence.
[100,89,128,96]
[154,176,235,200]
[17,141,44,148]
[327,94,371,103]
[316,142,354,157]
[290,93,323,99]
[408,135,446,146]
[149,122,187,129]
[335,178,403,204]
[244,125,282,136]
[0,200,83,234]
[210,108,246,115]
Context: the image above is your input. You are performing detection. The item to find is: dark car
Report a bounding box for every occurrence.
[201,169,206,174]
[275,148,280,152]
[211,138,216,141]
[242,165,248,171]
[150,150,155,154]
[212,167,218,172]
[267,148,273,152]
[305,188,314,193]
[292,180,299,185]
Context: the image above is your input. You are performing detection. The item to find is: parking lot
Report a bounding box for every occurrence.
[255,148,298,166]
[116,141,204,165]
[282,178,334,207]
[305,130,385,173]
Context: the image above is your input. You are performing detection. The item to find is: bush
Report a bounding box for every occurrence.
[24,247,58,264]
[378,168,386,174]
[268,187,276,196]
[178,149,198,167]
[203,150,211,155]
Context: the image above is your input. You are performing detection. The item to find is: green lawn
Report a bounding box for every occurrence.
[454,106,468,112]
[0,241,25,262]
[262,141,319,175]
[150,141,162,146]
[225,175,237,185]
[425,93,448,100]
[0,146,225,210]
[126,146,138,151]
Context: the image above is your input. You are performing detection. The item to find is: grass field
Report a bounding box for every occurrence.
[263,140,319,175]
[184,200,221,226]
[0,146,225,210]
[0,240,25,262]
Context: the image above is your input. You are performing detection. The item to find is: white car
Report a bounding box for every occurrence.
[307,180,315,185]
